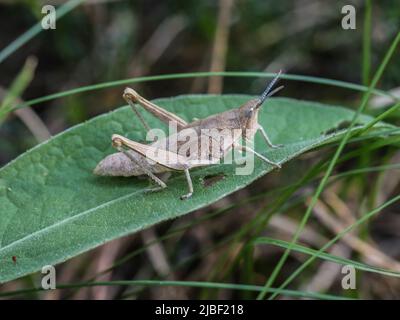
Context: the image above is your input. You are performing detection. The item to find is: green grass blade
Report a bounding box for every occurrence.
[257,30,400,300]
[253,237,400,278]
[0,57,37,123]
[11,72,398,112]
[269,193,400,299]
[357,101,400,135]
[0,279,352,300]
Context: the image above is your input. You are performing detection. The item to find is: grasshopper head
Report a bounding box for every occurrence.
[239,98,261,128]
[240,71,284,128]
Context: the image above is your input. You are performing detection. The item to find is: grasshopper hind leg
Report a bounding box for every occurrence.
[113,135,194,199]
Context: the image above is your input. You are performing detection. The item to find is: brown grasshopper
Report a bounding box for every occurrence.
[94,72,284,199]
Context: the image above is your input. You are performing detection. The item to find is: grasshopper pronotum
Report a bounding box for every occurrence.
[94,72,284,199]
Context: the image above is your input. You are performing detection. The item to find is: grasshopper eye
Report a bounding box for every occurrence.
[246,107,255,117]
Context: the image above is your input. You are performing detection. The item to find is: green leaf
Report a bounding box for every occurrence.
[0,95,391,283]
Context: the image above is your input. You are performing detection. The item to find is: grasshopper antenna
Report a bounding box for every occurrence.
[258,70,283,106]
[265,85,284,98]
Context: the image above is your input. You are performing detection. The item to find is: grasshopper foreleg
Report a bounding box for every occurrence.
[258,125,283,149]
[236,143,281,169]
